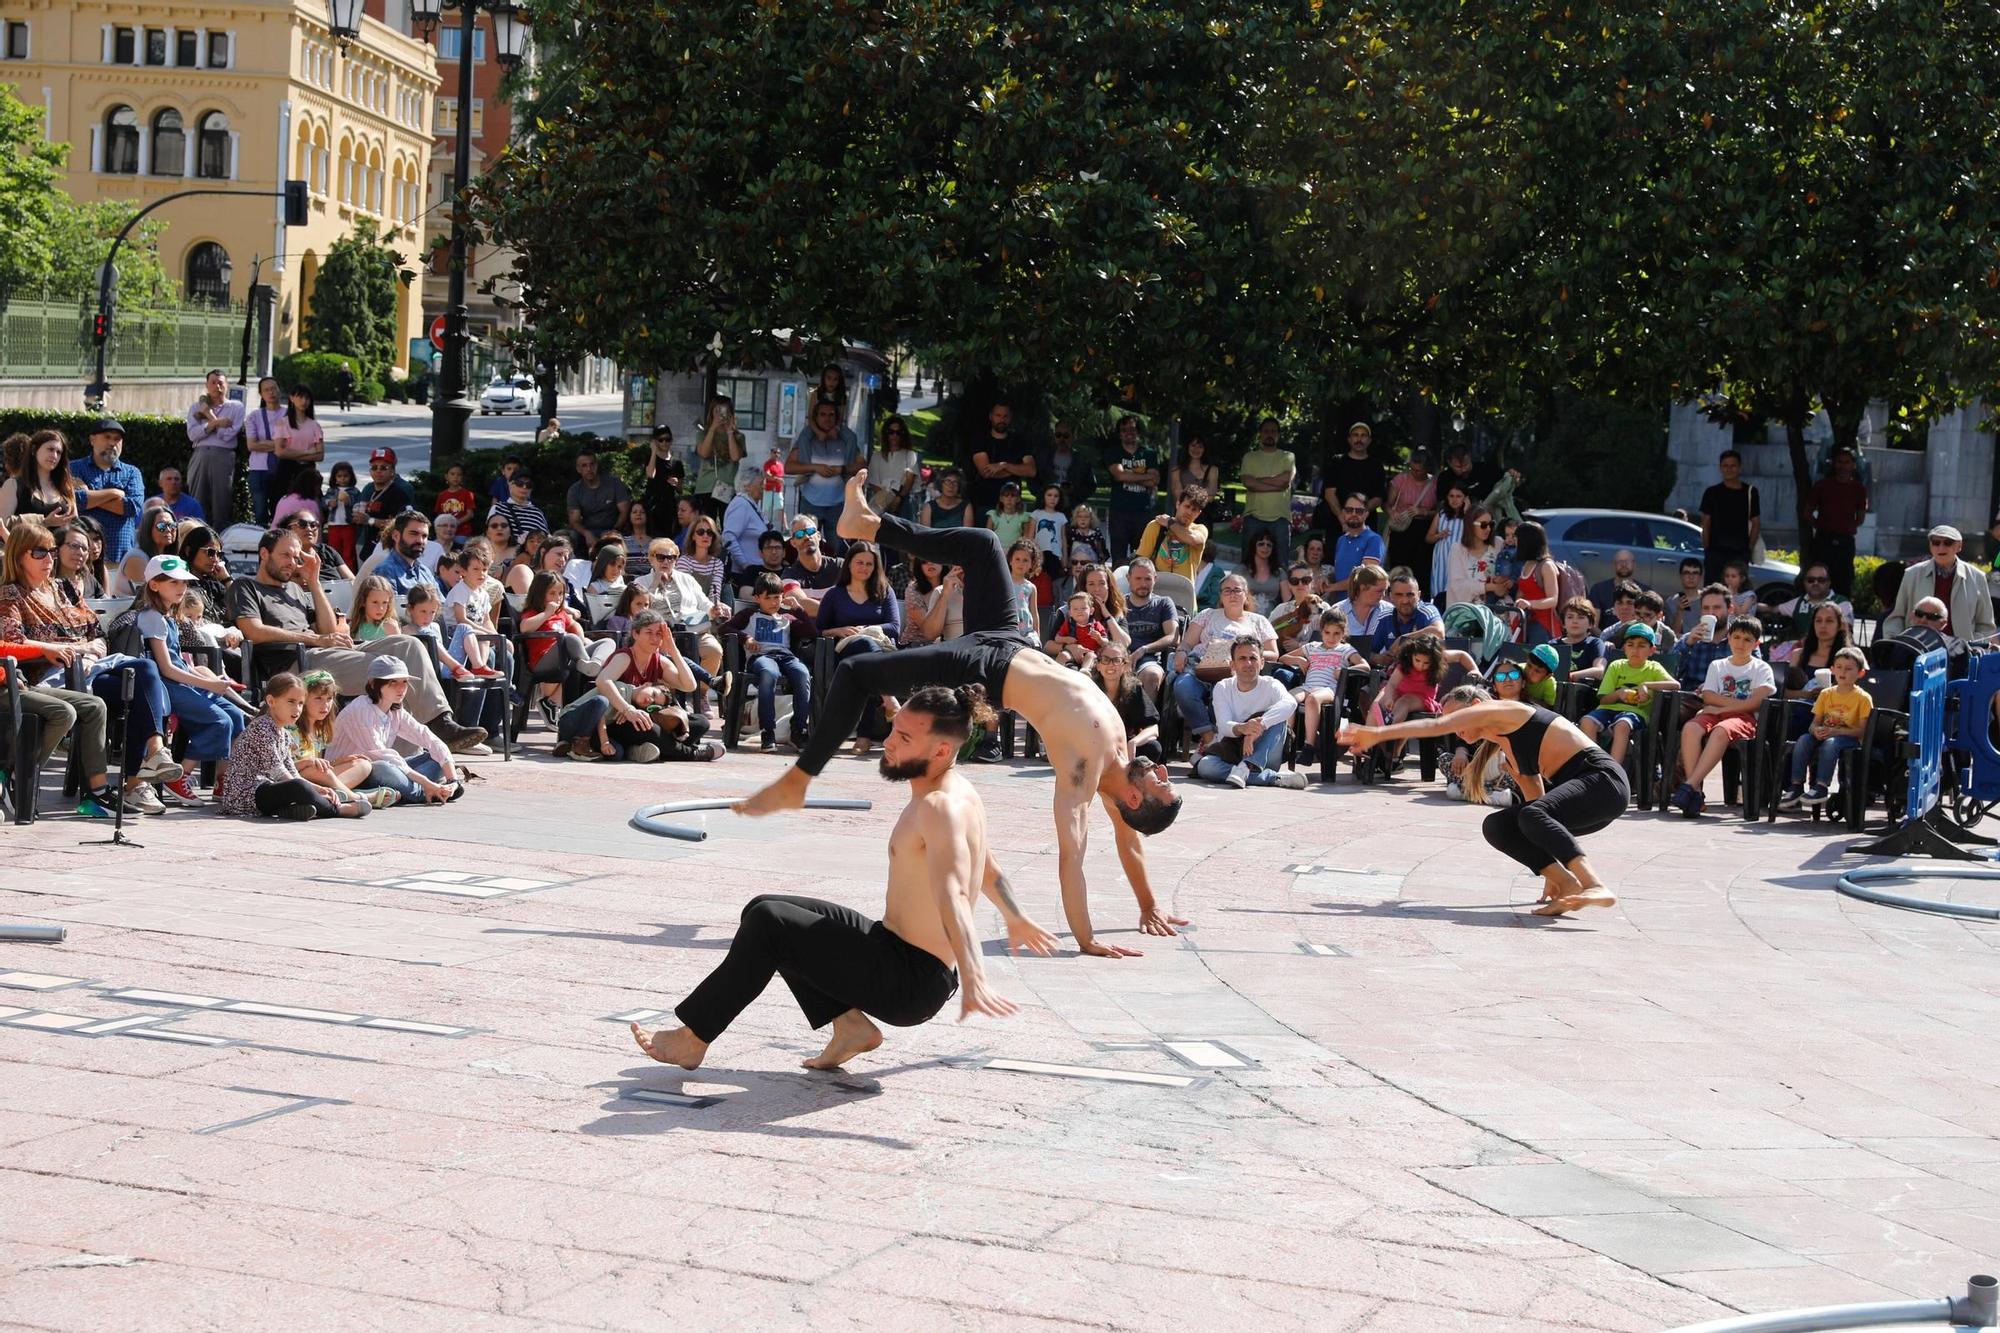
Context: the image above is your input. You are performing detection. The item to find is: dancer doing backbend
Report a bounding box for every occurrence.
[736,471,1185,958]
[632,684,1059,1070]
[1341,685,1623,915]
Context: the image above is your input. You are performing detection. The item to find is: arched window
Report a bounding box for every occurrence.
[104,105,139,174]
[185,242,230,306]
[196,112,230,179]
[150,109,185,175]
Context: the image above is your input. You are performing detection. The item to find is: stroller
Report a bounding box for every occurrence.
[1442,601,1510,673]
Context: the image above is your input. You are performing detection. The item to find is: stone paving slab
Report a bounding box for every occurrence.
[2,746,1997,1329]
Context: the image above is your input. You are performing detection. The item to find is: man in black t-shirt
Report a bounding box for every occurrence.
[1316,422,1388,532]
[969,402,1036,518]
[1699,449,1761,581]
[640,424,685,533]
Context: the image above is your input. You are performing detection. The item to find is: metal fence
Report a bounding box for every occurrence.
[1,293,243,381]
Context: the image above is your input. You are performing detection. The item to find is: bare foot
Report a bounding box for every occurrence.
[837,470,880,541]
[732,765,811,817]
[630,1022,707,1069]
[1532,891,1617,917]
[802,1010,882,1069]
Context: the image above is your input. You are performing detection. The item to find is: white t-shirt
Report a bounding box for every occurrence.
[1212,675,1297,738]
[1700,654,1775,702]
[866,447,918,509]
[1185,608,1276,668]
[1030,509,1069,561]
[444,580,491,628]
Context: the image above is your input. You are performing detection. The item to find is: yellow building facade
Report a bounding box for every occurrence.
[0,0,438,373]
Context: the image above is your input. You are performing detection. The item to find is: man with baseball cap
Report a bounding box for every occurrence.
[1883,523,1995,639]
[70,417,144,582]
[183,369,243,527]
[358,448,415,559]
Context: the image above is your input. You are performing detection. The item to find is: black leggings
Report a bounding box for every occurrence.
[794,514,1029,777]
[252,778,341,819]
[674,895,958,1043]
[1482,748,1630,874]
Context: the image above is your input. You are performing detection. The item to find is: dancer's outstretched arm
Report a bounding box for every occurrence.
[981,853,1059,957]
[923,798,1016,1019]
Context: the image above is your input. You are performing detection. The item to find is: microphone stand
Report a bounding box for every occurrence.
[81,666,142,849]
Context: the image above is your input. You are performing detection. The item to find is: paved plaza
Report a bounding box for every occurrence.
[1,748,1996,1331]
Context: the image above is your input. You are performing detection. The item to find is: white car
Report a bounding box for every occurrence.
[478,375,540,415]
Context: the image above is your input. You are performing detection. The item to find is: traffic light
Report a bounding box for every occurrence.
[284,180,309,227]
[91,310,111,345]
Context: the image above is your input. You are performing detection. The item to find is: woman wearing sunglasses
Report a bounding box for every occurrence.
[116,507,185,593]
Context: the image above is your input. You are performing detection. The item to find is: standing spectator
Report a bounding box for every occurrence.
[867,416,921,518]
[489,470,550,547]
[320,461,361,569]
[565,446,630,552]
[183,370,243,527]
[1135,487,1210,581]
[1237,417,1297,567]
[357,448,416,558]
[640,424,685,529]
[1241,531,1284,607]
[271,467,325,530]
[1383,449,1437,593]
[1103,416,1160,563]
[789,395,862,538]
[693,395,745,519]
[1037,420,1098,512]
[722,473,767,570]
[1512,520,1563,643]
[150,466,205,522]
[1882,525,1997,639]
[987,481,1031,549]
[1316,421,1387,532]
[1122,557,1180,695]
[1439,442,1500,501]
[1699,449,1761,581]
[1806,446,1868,596]
[1029,484,1070,571]
[242,377,286,525]
[0,430,79,528]
[918,468,970,529]
[1428,480,1472,601]
[70,419,144,593]
[433,462,477,526]
[1327,494,1387,597]
[271,385,325,500]
[334,363,355,411]
[1587,550,1648,614]
[967,401,1036,521]
[1168,432,1222,527]
[1443,505,1501,608]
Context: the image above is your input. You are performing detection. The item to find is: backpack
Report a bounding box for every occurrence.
[1554,560,1588,609]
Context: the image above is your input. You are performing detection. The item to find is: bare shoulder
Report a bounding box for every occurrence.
[916,773,987,829]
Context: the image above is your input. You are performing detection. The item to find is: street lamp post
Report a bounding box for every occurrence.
[404,0,529,461]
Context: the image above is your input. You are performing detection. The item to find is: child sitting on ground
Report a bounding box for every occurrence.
[1580,622,1676,769]
[1286,608,1361,751]
[1669,616,1775,818]
[219,672,369,820]
[1779,645,1873,809]
[289,670,383,804]
[1046,590,1109,668]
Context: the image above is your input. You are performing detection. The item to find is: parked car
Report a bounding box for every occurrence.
[478,375,540,416]
[1526,508,1800,598]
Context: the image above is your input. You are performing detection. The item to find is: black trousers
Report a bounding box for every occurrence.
[794,514,1030,777]
[253,778,340,818]
[1481,748,1629,875]
[675,895,958,1043]
[1811,532,1857,596]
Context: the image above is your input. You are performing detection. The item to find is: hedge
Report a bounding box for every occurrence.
[410,430,650,531]
[0,408,251,526]
[273,352,381,406]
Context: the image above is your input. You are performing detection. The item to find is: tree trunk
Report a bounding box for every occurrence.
[1782,389,1816,562]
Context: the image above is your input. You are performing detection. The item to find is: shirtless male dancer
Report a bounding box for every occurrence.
[736,471,1185,958]
[632,684,1058,1071]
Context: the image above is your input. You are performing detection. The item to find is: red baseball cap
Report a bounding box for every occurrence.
[369,448,397,465]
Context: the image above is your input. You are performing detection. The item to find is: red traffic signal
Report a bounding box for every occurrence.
[91,311,111,344]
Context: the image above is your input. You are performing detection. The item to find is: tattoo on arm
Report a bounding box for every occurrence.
[991,872,1024,917]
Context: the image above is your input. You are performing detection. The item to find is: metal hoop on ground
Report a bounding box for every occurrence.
[1837,865,2000,922]
[0,924,65,943]
[1662,1272,1994,1333]
[629,798,874,843]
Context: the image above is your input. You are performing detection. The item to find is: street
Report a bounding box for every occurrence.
[316,392,627,479]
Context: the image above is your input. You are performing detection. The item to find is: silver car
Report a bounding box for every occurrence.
[1526,508,1800,597]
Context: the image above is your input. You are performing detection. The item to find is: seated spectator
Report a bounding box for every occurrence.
[1908,595,1951,635]
[506,534,579,611]
[1557,598,1607,676]
[1662,584,1732,691]
[1089,643,1162,764]
[1361,631,1464,767]
[435,553,462,598]
[443,539,506,678]
[329,656,465,805]
[781,515,846,617]
[1587,550,1648,615]
[1122,557,1180,695]
[372,511,439,599]
[271,466,325,530]
[229,528,484,752]
[1630,589,1678,651]
[427,512,461,563]
[1192,637,1307,789]
[1664,557,1707,637]
[1172,573,1279,750]
[1668,616,1775,817]
[737,529,791,601]
[555,609,718,762]
[587,544,629,606]
[1269,563,1329,655]
[1778,646,1873,808]
[134,554,248,805]
[283,511,354,581]
[1719,560,1757,618]
[1079,563,1129,642]
[218,672,369,820]
[1369,569,1443,662]
[1332,563,1391,644]
[1882,525,1996,639]
[1444,683,1518,807]
[1523,643,1561,708]
[601,584,649,645]
[1762,563,1853,641]
[1285,608,1361,752]
[722,573,814,753]
[817,539,901,754]
[566,446,631,553]
[1047,590,1110,668]
[1777,602,1850,684]
[902,559,965,647]
[290,669,388,805]
[118,508,186,592]
[1579,623,1675,768]
[349,574,401,643]
[519,569,614,725]
[678,515,728,607]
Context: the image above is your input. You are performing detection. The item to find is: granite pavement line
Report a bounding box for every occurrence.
[1,748,1995,1331]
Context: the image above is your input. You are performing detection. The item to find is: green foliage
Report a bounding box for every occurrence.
[301,219,402,387]
[383,372,409,404]
[1521,397,1676,516]
[0,408,202,493]
[1851,555,1893,622]
[409,430,646,530]
[274,352,366,405]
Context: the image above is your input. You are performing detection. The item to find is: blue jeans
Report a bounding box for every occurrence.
[749,649,812,735]
[365,754,447,803]
[1172,670,1215,734]
[163,682,245,762]
[1789,734,1858,787]
[1194,723,1288,784]
[1238,515,1292,569]
[248,469,272,527]
[86,656,169,771]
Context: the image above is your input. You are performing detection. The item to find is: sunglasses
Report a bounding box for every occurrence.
[1493,670,1523,682]
[152,519,177,530]
[651,554,675,563]
[1804,575,1829,583]
[1930,537,1956,546]
[1288,576,1312,586]
[1473,521,1493,529]
[1342,508,1366,517]
[1915,610,1944,621]
[24,547,55,559]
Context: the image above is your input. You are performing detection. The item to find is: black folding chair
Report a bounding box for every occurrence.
[1,653,47,825]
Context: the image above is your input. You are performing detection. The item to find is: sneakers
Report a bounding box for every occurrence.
[75,792,116,819]
[1670,782,1705,818]
[537,697,560,727]
[123,784,165,816]
[626,742,661,764]
[564,740,601,761]
[1224,762,1249,789]
[135,749,183,784]
[160,774,204,806]
[1803,784,1830,805]
[1443,780,1464,801]
[280,802,319,821]
[426,716,489,753]
[1269,770,1308,790]
[1778,786,1803,809]
[760,730,778,754]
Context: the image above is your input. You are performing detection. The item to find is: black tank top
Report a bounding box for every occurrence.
[1509,705,1561,776]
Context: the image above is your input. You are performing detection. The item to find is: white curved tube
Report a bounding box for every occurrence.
[629,798,873,843]
[0,924,64,943]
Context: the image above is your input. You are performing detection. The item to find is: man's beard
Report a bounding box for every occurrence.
[877,755,930,783]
